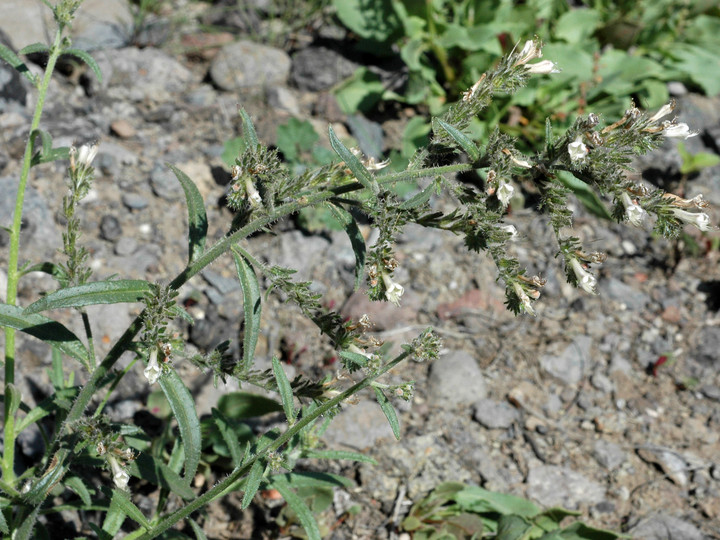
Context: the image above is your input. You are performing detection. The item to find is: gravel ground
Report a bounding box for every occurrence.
[1,2,719,538]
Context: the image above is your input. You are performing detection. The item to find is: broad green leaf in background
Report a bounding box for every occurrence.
[556,171,613,220]
[127,452,195,500]
[159,370,201,486]
[667,43,720,96]
[23,280,153,314]
[168,164,208,264]
[217,392,283,419]
[332,0,400,42]
[677,142,720,174]
[221,136,246,168]
[554,9,601,44]
[334,67,385,114]
[276,118,319,162]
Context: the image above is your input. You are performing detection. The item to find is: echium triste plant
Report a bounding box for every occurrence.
[0,0,714,536]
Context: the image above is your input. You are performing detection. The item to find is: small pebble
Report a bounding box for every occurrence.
[114,236,137,256]
[99,215,122,241]
[110,118,135,139]
[122,193,149,210]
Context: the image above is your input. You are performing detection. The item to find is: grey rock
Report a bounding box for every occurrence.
[122,192,149,210]
[0,40,27,112]
[347,114,384,160]
[185,84,218,107]
[100,47,196,101]
[17,424,43,458]
[540,335,593,385]
[0,0,132,54]
[700,385,720,402]
[526,465,606,509]
[629,513,705,540]
[427,350,487,407]
[0,176,62,259]
[601,278,649,311]
[667,81,688,96]
[291,46,357,92]
[266,86,299,114]
[593,439,627,470]
[96,141,140,175]
[114,236,137,256]
[275,231,330,281]
[210,40,290,91]
[100,215,122,241]
[203,269,240,295]
[590,372,615,394]
[690,326,720,368]
[105,399,140,421]
[322,399,395,450]
[473,398,519,429]
[150,166,181,200]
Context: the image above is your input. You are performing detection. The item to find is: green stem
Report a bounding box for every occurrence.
[137,348,413,539]
[2,27,64,487]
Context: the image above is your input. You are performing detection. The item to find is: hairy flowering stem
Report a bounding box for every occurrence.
[135,346,414,539]
[2,25,65,486]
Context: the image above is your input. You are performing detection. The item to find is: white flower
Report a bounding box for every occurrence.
[670,207,711,231]
[108,455,129,490]
[498,224,518,239]
[662,121,698,139]
[620,192,648,227]
[77,144,98,167]
[382,274,404,306]
[245,178,263,207]
[514,39,542,66]
[526,60,561,74]
[143,349,162,385]
[569,258,597,295]
[512,282,535,316]
[496,179,515,208]
[510,155,532,169]
[568,135,588,163]
[648,100,676,123]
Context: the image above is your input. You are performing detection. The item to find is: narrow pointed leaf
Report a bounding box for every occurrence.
[16,388,78,433]
[20,261,67,281]
[435,119,480,161]
[23,279,153,314]
[373,386,400,439]
[64,476,92,506]
[241,459,265,509]
[556,171,612,220]
[328,203,366,290]
[31,146,71,167]
[101,491,126,536]
[88,523,113,540]
[272,356,296,424]
[159,370,201,486]
[127,452,194,500]
[19,43,49,55]
[111,489,151,530]
[272,477,322,540]
[329,125,379,194]
[303,449,377,464]
[399,181,436,210]
[14,506,40,540]
[232,250,261,372]
[63,48,102,82]
[211,408,243,468]
[0,42,36,85]
[239,108,259,147]
[338,350,368,369]
[189,518,208,540]
[167,164,208,264]
[0,506,7,534]
[0,304,89,364]
[269,471,353,489]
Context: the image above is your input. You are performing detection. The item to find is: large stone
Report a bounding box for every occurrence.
[526,465,606,509]
[427,350,487,407]
[322,399,395,450]
[291,46,357,92]
[0,0,132,52]
[210,40,291,91]
[629,513,705,540]
[540,335,593,385]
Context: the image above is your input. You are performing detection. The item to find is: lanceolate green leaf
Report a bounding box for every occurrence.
[23,280,153,315]
[328,203,366,291]
[556,171,612,221]
[159,370,201,486]
[329,125,380,195]
[14,506,40,540]
[211,408,243,468]
[373,386,400,439]
[63,48,103,82]
[0,42,37,86]
[168,164,208,264]
[271,476,322,540]
[241,459,265,510]
[239,108,260,147]
[101,491,126,537]
[111,489,151,530]
[188,518,209,540]
[64,476,92,506]
[272,356,296,424]
[232,249,261,372]
[0,506,7,534]
[398,181,436,210]
[269,471,353,489]
[303,449,377,464]
[0,304,89,364]
[434,119,480,162]
[18,43,49,55]
[127,452,194,500]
